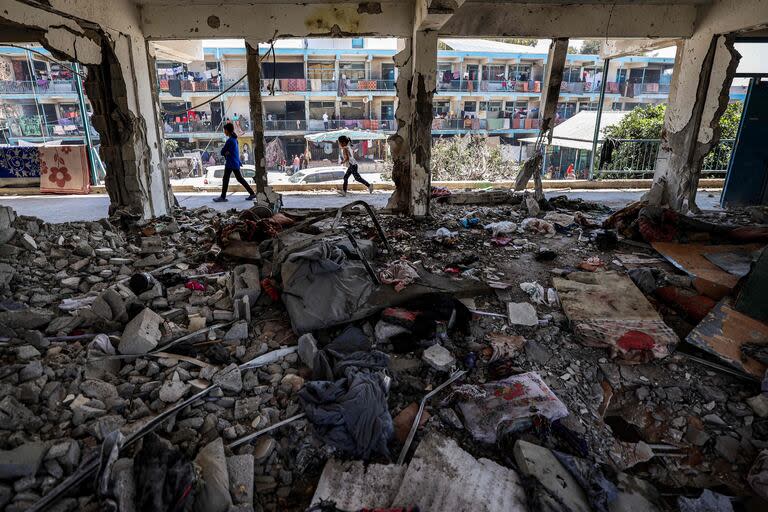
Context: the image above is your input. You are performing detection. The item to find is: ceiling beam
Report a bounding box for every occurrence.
[440,2,698,38]
[416,0,467,32]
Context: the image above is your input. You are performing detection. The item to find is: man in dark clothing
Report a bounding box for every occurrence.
[214,122,256,202]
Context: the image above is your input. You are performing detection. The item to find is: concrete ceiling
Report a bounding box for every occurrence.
[135,0,710,3]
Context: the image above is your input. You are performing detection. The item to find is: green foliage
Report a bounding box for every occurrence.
[431,135,515,181]
[498,38,538,47]
[598,102,743,178]
[567,46,579,54]
[579,40,602,55]
[163,138,179,156]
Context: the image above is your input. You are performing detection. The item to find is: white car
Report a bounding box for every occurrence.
[203,165,256,186]
[288,167,348,184]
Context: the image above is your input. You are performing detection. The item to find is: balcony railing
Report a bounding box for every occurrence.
[592,138,734,179]
[437,79,543,93]
[162,118,396,135]
[0,79,77,95]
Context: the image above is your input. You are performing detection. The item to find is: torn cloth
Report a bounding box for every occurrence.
[299,371,393,460]
[379,259,420,292]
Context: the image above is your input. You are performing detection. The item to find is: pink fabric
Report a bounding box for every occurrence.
[39,145,90,194]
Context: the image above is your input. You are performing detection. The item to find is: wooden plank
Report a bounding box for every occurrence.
[652,242,764,291]
[685,300,768,379]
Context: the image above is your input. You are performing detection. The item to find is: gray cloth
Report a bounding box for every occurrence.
[281,242,375,334]
[299,371,393,460]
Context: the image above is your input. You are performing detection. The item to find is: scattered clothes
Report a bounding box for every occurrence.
[484,221,517,237]
[554,272,677,362]
[185,280,205,291]
[430,186,451,199]
[433,227,458,246]
[654,286,716,323]
[376,294,471,352]
[521,218,555,235]
[677,490,734,512]
[591,229,618,251]
[281,240,375,333]
[219,209,295,244]
[553,451,619,512]
[379,259,420,292]
[542,212,575,227]
[519,281,545,304]
[299,371,393,460]
[491,236,513,246]
[577,256,603,272]
[134,433,197,512]
[459,217,481,229]
[482,332,526,361]
[457,372,568,443]
[748,449,768,501]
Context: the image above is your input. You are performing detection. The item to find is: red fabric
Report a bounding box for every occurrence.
[617,330,656,352]
[654,286,716,323]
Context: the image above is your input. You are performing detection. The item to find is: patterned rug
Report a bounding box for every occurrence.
[0,147,41,179]
[39,145,90,194]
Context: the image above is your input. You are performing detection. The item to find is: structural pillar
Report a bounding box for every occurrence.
[246,42,268,196]
[648,34,740,212]
[409,29,439,217]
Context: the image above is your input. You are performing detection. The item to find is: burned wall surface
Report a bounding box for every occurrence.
[0,0,171,219]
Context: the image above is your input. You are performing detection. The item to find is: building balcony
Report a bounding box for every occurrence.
[431,117,545,132]
[162,118,397,138]
[437,79,543,94]
[0,79,77,96]
[158,77,399,97]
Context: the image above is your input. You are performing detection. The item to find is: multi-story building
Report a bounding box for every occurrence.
[1,39,747,164]
[0,46,97,146]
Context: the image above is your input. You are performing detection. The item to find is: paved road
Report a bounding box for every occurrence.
[0,190,723,223]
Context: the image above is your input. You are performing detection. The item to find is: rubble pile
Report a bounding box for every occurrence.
[0,197,766,512]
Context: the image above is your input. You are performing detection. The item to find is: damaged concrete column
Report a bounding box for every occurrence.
[245,41,268,197]
[408,29,439,218]
[1,0,172,219]
[387,0,464,217]
[648,34,740,212]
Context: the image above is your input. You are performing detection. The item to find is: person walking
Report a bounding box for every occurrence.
[337,136,373,196]
[292,154,300,174]
[323,111,329,130]
[213,122,256,202]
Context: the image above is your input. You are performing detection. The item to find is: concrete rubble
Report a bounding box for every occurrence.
[0,195,766,512]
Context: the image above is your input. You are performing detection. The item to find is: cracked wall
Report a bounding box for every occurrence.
[1,0,171,219]
[649,34,740,212]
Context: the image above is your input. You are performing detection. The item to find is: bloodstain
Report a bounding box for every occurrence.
[617,330,656,351]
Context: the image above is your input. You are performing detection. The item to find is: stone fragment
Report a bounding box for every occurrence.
[253,436,276,462]
[194,438,232,512]
[280,374,304,393]
[0,442,47,480]
[422,344,455,371]
[224,321,248,342]
[227,454,255,505]
[18,233,37,251]
[715,435,740,463]
[507,302,538,326]
[159,372,189,403]
[213,364,243,393]
[233,264,261,303]
[80,380,118,402]
[298,333,318,369]
[747,394,768,418]
[0,263,15,289]
[111,458,136,512]
[0,308,54,329]
[16,346,40,360]
[234,397,262,420]
[118,308,163,355]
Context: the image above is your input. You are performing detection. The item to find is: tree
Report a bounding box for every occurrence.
[163,138,178,156]
[600,102,742,177]
[580,40,602,55]
[431,134,513,181]
[567,46,579,54]
[498,38,537,47]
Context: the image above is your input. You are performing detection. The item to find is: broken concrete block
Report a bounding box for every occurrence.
[747,394,768,418]
[312,459,407,511]
[18,233,37,251]
[213,363,243,393]
[0,206,16,231]
[227,454,254,505]
[194,438,232,512]
[233,264,261,304]
[118,308,163,355]
[297,333,318,369]
[139,235,163,254]
[513,440,591,512]
[507,302,538,326]
[159,372,189,403]
[111,458,136,512]
[422,344,455,371]
[0,263,15,289]
[0,442,47,480]
[394,433,527,511]
[224,321,248,342]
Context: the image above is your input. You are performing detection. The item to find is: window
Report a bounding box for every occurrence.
[463,101,476,113]
[307,61,335,80]
[433,100,450,116]
[352,38,364,49]
[339,61,366,80]
[482,65,506,81]
[513,64,532,80]
[505,101,528,112]
[479,101,502,112]
[381,101,395,120]
[579,102,599,112]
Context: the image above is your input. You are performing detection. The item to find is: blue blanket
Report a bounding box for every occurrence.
[0,147,41,179]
